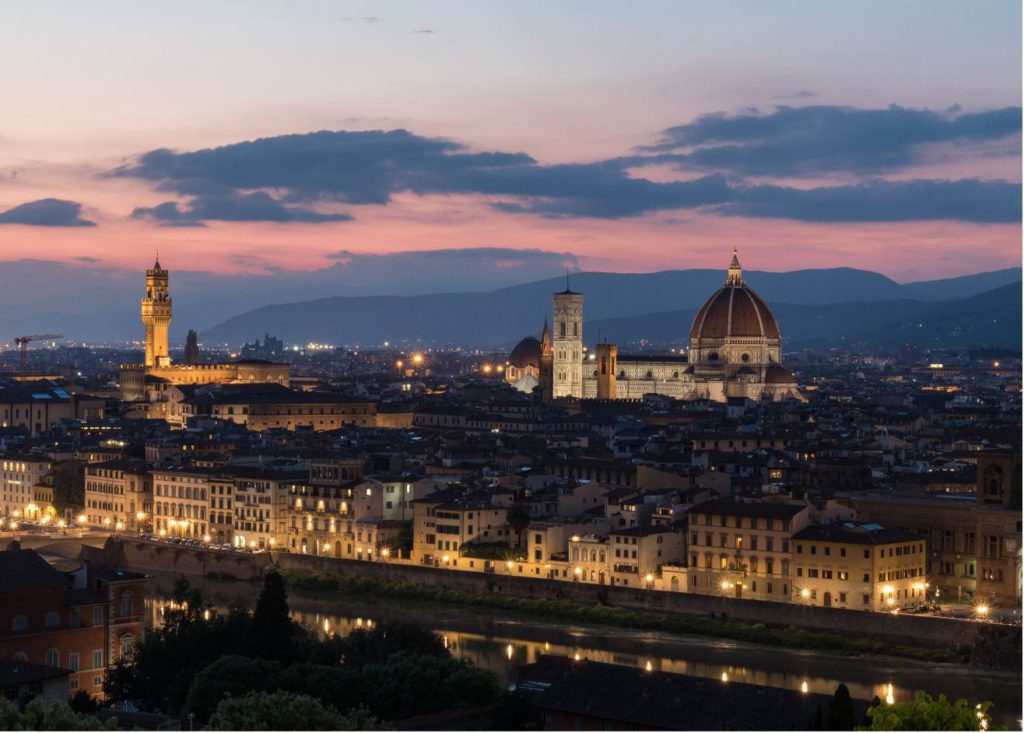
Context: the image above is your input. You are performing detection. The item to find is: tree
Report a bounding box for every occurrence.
[827,684,857,730]
[184,655,283,724]
[340,622,448,667]
[506,502,532,547]
[50,461,85,513]
[0,697,113,731]
[69,690,100,714]
[205,691,389,731]
[860,691,999,731]
[245,571,294,661]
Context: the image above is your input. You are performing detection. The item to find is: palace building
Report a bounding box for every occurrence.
[510,250,804,403]
[119,259,290,403]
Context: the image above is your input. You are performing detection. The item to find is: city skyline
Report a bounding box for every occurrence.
[0,1,1021,281]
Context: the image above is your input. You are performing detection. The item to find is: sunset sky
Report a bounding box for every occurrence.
[0,0,1020,282]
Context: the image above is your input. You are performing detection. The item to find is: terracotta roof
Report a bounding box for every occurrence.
[508,336,541,369]
[690,285,780,340]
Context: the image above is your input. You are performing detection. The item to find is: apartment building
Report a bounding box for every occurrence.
[412,490,510,565]
[152,467,214,539]
[1,453,54,517]
[232,467,300,550]
[83,459,151,531]
[686,499,811,602]
[791,523,927,611]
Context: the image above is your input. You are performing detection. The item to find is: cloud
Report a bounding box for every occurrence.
[721,178,1021,223]
[0,198,95,227]
[131,191,353,226]
[413,29,435,34]
[112,110,1022,224]
[770,91,817,100]
[74,256,101,263]
[638,104,1022,176]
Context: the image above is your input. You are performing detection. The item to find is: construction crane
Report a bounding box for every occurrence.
[14,334,64,370]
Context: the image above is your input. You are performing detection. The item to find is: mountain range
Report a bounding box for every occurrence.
[201,268,1021,350]
[0,257,1017,350]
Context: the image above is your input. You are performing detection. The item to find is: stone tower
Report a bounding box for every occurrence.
[184,329,200,365]
[596,343,618,400]
[539,318,554,402]
[552,278,583,399]
[141,257,172,368]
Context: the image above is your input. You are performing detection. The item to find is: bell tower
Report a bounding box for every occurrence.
[141,257,172,367]
[552,275,584,399]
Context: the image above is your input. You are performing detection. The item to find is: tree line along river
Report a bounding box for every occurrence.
[143,573,1022,729]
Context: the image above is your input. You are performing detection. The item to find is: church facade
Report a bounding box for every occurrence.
[507,251,804,403]
[119,259,290,403]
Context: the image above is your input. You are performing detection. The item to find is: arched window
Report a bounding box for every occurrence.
[11,614,27,632]
[44,611,60,627]
[45,648,59,667]
[119,634,134,659]
[13,652,27,662]
[645,371,654,379]
[741,353,750,362]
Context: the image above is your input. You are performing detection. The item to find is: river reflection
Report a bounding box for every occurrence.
[144,576,1021,729]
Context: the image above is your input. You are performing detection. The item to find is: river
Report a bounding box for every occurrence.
[143,573,1021,729]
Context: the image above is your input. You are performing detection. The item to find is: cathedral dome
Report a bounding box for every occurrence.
[508,336,541,369]
[689,251,780,341]
[765,365,796,384]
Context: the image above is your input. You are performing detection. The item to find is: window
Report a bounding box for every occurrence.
[45,648,59,667]
[92,607,104,625]
[69,652,80,671]
[93,649,103,668]
[11,614,27,632]
[840,547,846,557]
[44,611,59,627]
[119,634,134,659]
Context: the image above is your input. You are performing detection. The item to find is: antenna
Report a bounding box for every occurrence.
[565,267,570,292]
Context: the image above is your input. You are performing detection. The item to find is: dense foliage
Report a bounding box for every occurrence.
[0,698,113,731]
[860,691,1000,731]
[104,572,500,727]
[206,691,388,731]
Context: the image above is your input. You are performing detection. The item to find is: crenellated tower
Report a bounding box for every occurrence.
[141,257,172,367]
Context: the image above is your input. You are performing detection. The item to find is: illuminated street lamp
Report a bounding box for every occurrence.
[975,604,990,619]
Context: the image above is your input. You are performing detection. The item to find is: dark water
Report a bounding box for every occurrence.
[144,574,1022,729]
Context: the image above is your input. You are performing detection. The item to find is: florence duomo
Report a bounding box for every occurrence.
[507,250,804,403]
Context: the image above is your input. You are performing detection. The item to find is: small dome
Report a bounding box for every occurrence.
[690,251,780,341]
[765,365,796,384]
[508,336,541,369]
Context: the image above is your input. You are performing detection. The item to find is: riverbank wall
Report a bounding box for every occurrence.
[47,536,1006,653]
[271,551,988,652]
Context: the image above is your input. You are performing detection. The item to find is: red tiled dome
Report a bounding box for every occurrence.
[765,365,796,384]
[508,336,541,369]
[690,251,780,341]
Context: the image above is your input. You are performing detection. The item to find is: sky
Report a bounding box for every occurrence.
[0,0,1020,283]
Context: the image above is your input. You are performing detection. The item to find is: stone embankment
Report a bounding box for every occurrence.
[29,536,1009,655]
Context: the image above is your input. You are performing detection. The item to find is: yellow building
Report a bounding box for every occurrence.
[1,453,54,518]
[83,460,151,531]
[791,524,928,612]
[120,259,290,403]
[686,499,811,602]
[152,468,213,540]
